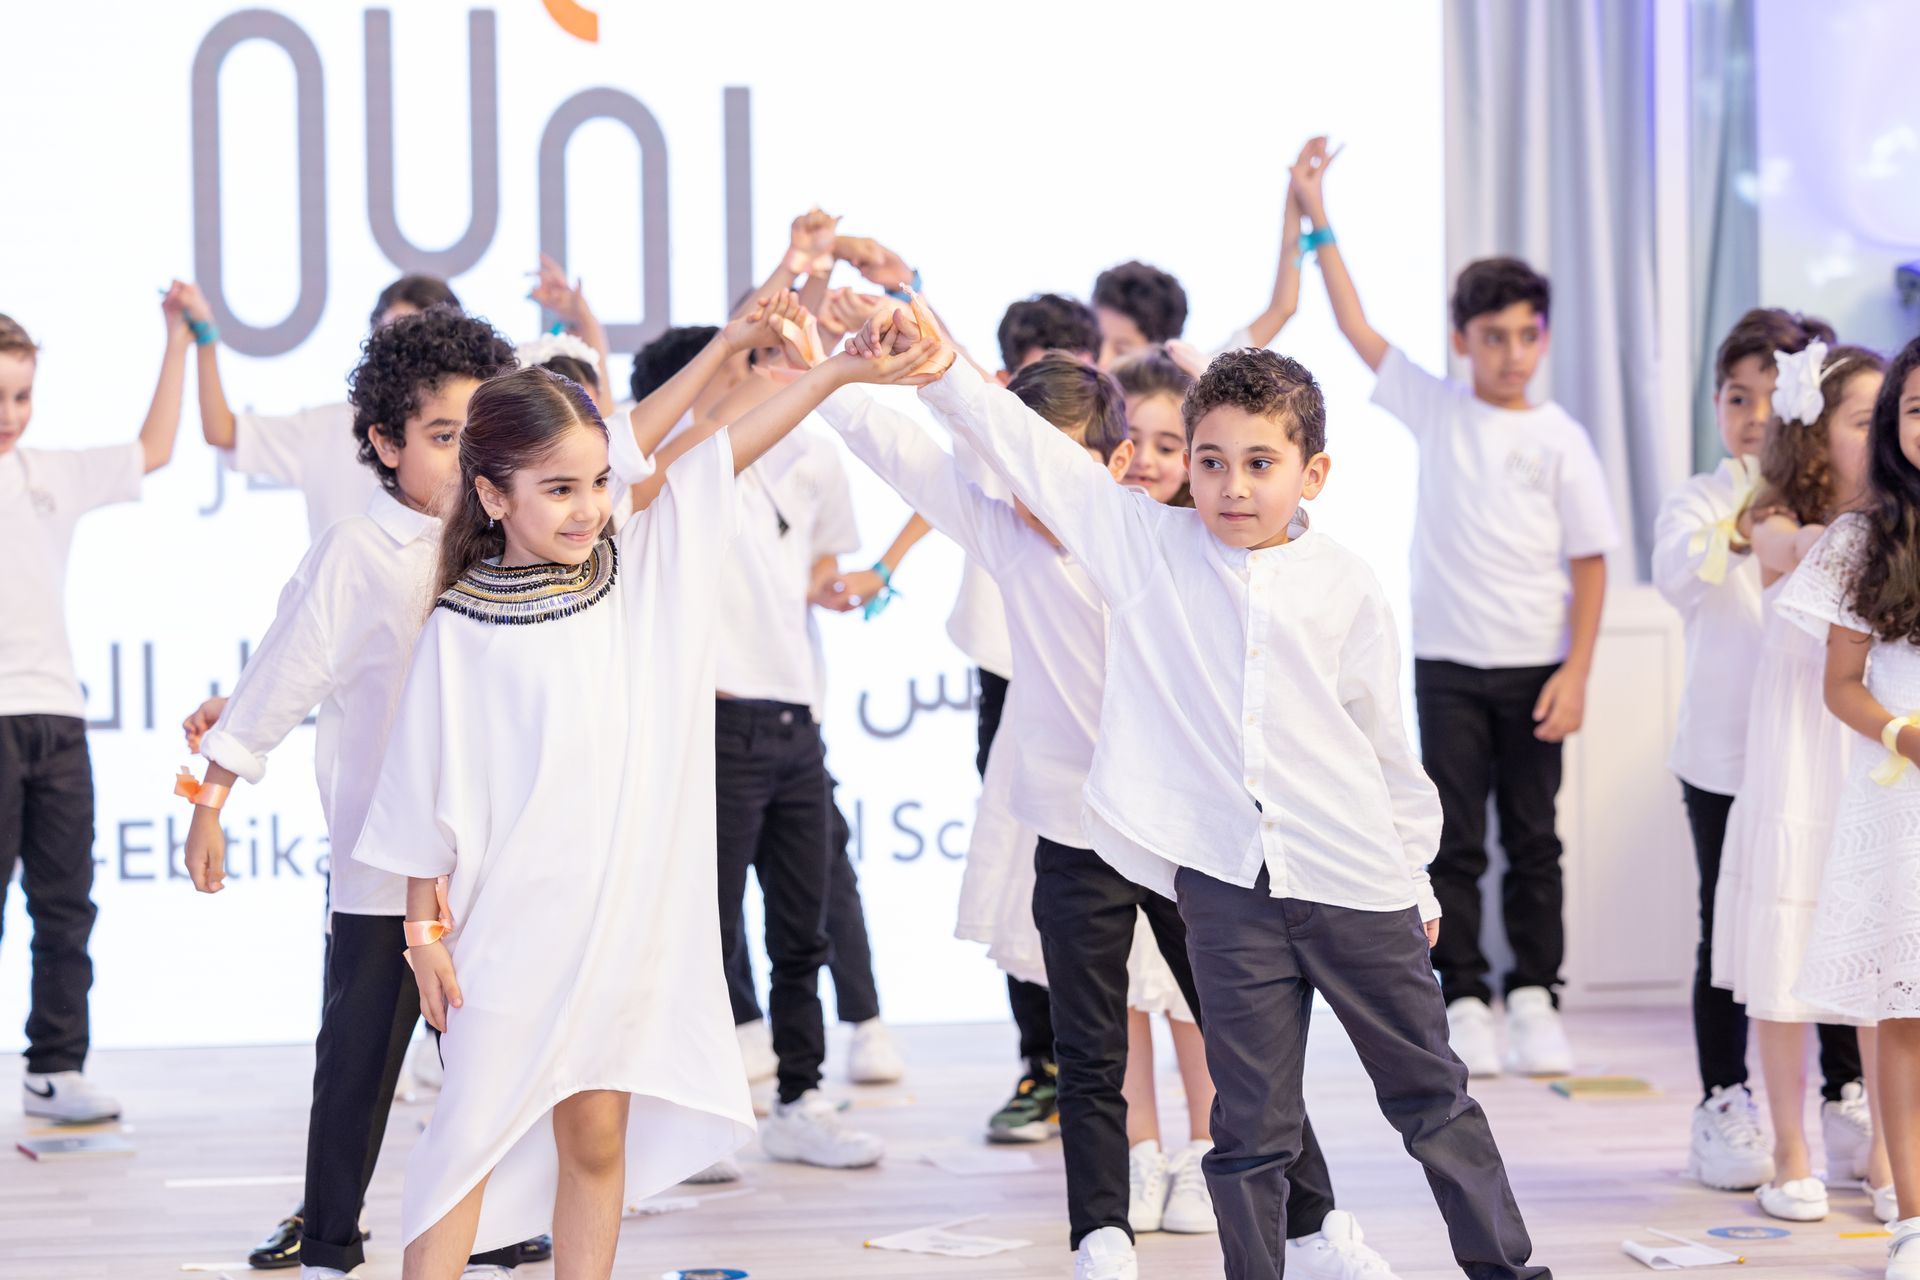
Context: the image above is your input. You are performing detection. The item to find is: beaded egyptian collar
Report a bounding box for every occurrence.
[437,539,617,626]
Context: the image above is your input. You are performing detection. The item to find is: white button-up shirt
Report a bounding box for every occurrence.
[920,359,1442,918]
[1652,456,1766,795]
[201,488,440,917]
[820,385,1106,846]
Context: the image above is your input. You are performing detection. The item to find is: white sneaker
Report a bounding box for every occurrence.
[1755,1175,1829,1221]
[298,1269,349,1280]
[1161,1140,1216,1234]
[683,1157,742,1184]
[1688,1084,1775,1191]
[1445,998,1501,1078]
[1074,1226,1139,1280]
[1286,1210,1402,1278]
[759,1090,883,1168]
[1821,1080,1872,1181]
[459,1269,513,1280]
[737,1019,778,1084]
[1502,987,1573,1076]
[1867,1180,1899,1225]
[22,1071,121,1123]
[846,1018,905,1084]
[1889,1217,1920,1280]
[1127,1138,1168,1234]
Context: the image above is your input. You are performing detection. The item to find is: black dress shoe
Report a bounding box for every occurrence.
[517,1235,553,1265]
[247,1213,304,1270]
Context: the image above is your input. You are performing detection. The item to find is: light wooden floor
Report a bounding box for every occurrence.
[1,1008,1899,1280]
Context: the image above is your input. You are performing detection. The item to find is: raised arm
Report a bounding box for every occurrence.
[178,283,238,449]
[531,254,615,411]
[1235,154,1310,350]
[1293,139,1389,372]
[139,282,195,473]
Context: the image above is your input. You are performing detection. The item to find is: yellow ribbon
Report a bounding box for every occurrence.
[1872,714,1920,787]
[402,876,455,948]
[1689,456,1763,586]
[173,766,230,811]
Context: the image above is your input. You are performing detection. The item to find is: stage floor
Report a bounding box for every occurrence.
[2,1006,1897,1279]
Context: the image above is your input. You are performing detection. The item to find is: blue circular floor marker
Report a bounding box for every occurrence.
[1707,1226,1790,1240]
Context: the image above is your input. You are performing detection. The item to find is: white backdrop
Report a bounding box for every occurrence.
[0,0,1443,1049]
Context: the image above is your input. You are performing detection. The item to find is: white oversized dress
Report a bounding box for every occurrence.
[1777,515,1920,1023]
[353,429,756,1252]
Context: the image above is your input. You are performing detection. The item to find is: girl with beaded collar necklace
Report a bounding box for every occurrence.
[348,290,939,1280]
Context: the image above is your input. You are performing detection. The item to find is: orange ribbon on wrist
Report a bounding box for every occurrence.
[403,875,455,948]
[173,766,230,811]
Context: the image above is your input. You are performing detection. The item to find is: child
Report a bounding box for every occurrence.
[1779,335,1920,1277]
[1300,140,1617,1077]
[1710,342,1891,1223]
[174,309,527,1279]
[194,275,461,542]
[1652,309,1868,1193]
[3,289,191,1124]
[349,321,936,1277]
[1113,346,1195,507]
[820,344,1394,1280]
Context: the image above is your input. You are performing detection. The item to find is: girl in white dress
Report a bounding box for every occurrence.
[353,307,939,1279]
[1712,342,1889,1222]
[1775,337,1920,1275]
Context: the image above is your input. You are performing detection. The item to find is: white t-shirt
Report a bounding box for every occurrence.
[1652,457,1766,794]
[228,402,378,543]
[1371,346,1620,668]
[713,424,860,711]
[0,444,144,718]
[200,489,440,917]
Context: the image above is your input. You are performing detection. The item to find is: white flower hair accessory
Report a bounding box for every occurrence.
[1771,340,1831,427]
[515,331,601,372]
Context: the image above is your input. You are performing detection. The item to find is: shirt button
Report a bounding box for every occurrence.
[1245,779,1257,789]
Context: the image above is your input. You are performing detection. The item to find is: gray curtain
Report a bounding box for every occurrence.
[1689,0,1760,474]
[1444,0,1665,578]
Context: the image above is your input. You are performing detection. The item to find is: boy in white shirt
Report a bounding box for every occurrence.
[2,290,192,1125]
[846,307,1548,1280]
[1300,143,1618,1077]
[177,309,532,1280]
[1651,307,1868,1191]
[190,275,461,542]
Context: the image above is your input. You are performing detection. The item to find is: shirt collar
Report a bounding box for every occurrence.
[366,487,440,546]
[1217,507,1314,570]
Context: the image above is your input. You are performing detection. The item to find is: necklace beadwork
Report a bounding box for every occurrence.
[437,539,618,625]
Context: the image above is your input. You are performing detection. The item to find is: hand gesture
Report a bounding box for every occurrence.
[721,292,784,354]
[812,568,885,612]
[1163,339,1211,379]
[820,289,895,343]
[530,254,592,330]
[1531,665,1587,743]
[834,235,914,290]
[786,207,840,277]
[175,282,214,327]
[161,280,192,342]
[407,940,463,1032]
[184,806,228,894]
[1288,136,1340,225]
[761,289,826,370]
[182,696,228,754]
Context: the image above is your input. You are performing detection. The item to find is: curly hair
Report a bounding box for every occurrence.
[1092,261,1188,344]
[1757,344,1885,526]
[1849,338,1920,643]
[1181,348,1326,456]
[347,310,517,495]
[1450,257,1550,332]
[1005,352,1129,462]
[996,293,1099,372]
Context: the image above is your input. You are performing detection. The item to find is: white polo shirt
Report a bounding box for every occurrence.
[228,402,378,543]
[0,443,144,719]
[1372,346,1620,668]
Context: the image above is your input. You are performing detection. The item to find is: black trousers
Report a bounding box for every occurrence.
[975,669,1055,1068]
[301,913,520,1271]
[715,699,833,1104]
[0,714,97,1075]
[1416,660,1566,1006]
[725,777,882,1026]
[1177,866,1547,1280]
[1034,840,1335,1250]
[1681,783,1862,1103]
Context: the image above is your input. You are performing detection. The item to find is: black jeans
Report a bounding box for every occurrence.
[975,670,1055,1068]
[1033,840,1335,1250]
[1177,866,1547,1280]
[1681,783,1862,1103]
[715,699,833,1104]
[1415,659,1566,1006]
[0,714,97,1075]
[725,777,882,1026]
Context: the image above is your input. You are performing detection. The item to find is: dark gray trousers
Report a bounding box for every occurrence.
[1174,866,1547,1280]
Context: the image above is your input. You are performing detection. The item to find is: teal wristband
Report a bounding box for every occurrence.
[188,317,218,346]
[883,269,924,303]
[1298,226,1335,266]
[861,560,898,620]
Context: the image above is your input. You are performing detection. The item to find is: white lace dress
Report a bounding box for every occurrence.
[1777,515,1920,1023]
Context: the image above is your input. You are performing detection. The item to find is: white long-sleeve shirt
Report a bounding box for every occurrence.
[226,402,379,543]
[1651,456,1766,795]
[919,359,1441,917]
[819,385,1106,846]
[200,489,439,916]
